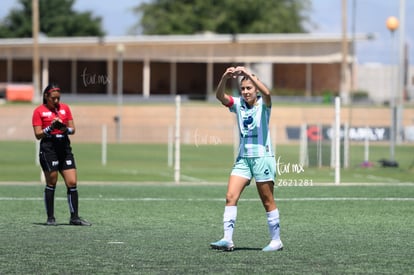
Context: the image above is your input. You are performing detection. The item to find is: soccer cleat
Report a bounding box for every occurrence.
[46,217,56,226]
[210,239,235,251]
[69,217,92,226]
[262,239,283,252]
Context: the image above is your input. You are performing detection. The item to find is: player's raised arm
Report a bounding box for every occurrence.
[216,67,235,106]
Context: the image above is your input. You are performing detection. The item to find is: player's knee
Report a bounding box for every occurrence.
[261,198,276,210]
[225,193,239,205]
[45,173,58,184]
[66,182,77,188]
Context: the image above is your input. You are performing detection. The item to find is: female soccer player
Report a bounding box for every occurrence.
[210,66,282,252]
[32,84,91,226]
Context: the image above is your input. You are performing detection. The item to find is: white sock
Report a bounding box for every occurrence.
[266,209,280,241]
[223,206,237,242]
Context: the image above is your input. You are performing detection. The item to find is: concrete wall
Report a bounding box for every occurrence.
[2,103,414,144]
[357,64,414,104]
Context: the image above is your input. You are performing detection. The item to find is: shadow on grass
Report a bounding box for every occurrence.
[32,222,72,226]
[235,247,262,251]
[210,247,263,252]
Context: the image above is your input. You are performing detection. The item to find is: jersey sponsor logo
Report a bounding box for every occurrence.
[241,134,258,138]
[42,111,52,117]
[59,110,66,115]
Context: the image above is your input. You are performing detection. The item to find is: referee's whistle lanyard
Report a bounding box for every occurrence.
[44,103,60,120]
[53,106,60,119]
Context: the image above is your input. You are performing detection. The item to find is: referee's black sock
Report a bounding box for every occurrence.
[44,185,55,218]
[67,187,79,219]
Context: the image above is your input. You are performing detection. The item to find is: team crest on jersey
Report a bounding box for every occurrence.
[243,115,253,128]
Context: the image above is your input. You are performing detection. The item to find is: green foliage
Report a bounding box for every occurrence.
[351,90,370,101]
[132,0,311,35]
[322,89,337,103]
[0,0,104,38]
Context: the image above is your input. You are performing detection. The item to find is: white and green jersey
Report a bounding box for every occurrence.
[228,96,273,158]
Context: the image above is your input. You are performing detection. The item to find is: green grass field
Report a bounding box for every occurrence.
[0,183,413,274]
[0,141,413,273]
[0,141,414,183]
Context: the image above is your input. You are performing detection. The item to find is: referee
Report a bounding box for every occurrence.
[32,84,91,226]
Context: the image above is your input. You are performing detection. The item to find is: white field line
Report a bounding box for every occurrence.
[117,170,205,183]
[0,197,413,202]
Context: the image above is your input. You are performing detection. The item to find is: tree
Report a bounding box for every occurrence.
[0,0,104,38]
[131,0,311,35]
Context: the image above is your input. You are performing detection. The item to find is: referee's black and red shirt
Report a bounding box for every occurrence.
[32,103,73,135]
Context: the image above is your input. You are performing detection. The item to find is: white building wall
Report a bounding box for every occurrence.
[357,64,414,104]
[250,62,273,88]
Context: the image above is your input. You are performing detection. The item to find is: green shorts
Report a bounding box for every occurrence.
[231,156,276,183]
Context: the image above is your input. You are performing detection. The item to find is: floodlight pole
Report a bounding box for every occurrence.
[32,0,41,103]
[386,17,399,162]
[340,0,349,105]
[396,0,406,146]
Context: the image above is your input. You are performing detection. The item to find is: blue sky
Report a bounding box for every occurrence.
[0,0,412,64]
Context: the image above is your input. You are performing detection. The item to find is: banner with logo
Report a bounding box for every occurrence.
[286,125,391,142]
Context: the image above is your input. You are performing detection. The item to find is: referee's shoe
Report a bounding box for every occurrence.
[70,217,92,226]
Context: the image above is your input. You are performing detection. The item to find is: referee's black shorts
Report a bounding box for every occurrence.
[39,135,76,172]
